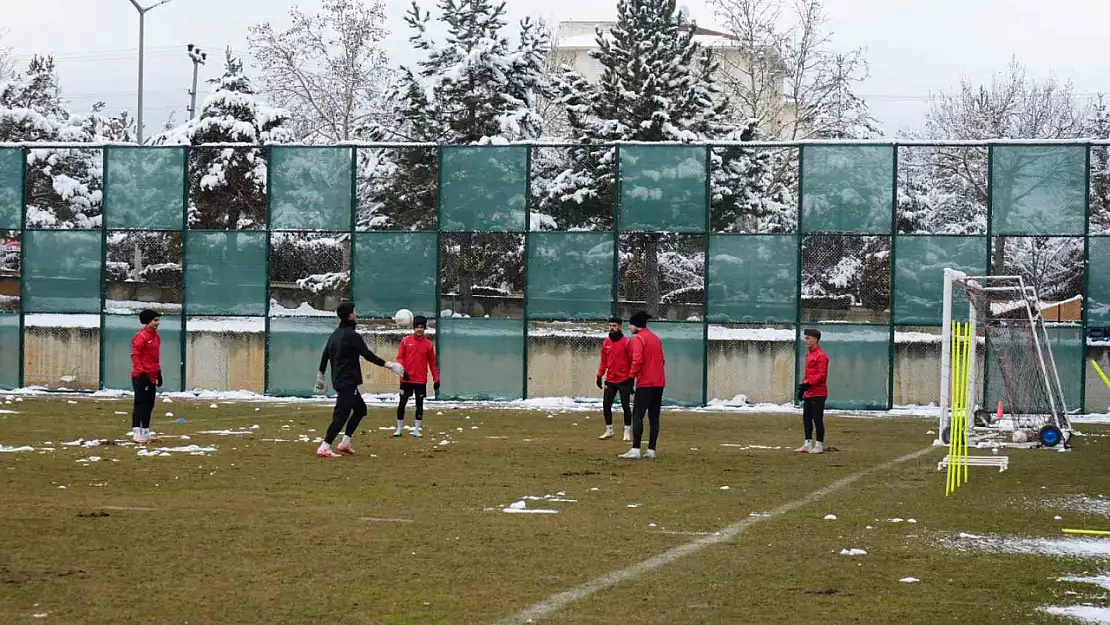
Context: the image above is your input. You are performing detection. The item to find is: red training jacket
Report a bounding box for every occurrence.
[397,334,440,385]
[629,328,666,388]
[802,345,829,398]
[130,326,161,379]
[596,334,632,384]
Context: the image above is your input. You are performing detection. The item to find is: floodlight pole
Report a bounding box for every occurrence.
[128,0,173,144]
[186,44,207,119]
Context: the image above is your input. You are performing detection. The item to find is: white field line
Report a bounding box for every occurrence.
[358,517,415,524]
[491,445,937,625]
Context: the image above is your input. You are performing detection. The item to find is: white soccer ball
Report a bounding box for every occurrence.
[1012,429,1029,444]
[393,308,414,328]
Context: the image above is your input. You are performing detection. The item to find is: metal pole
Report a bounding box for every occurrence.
[137,11,145,143]
[189,63,199,118]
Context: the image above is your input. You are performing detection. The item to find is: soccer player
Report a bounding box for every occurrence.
[619,311,665,460]
[314,301,405,458]
[130,309,162,444]
[596,316,633,441]
[796,328,830,454]
[394,315,440,438]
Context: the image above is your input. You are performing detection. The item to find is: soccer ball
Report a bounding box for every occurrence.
[393,308,414,328]
[1012,429,1029,444]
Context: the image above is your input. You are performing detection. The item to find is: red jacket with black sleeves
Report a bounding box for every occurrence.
[397,334,440,385]
[629,328,666,388]
[130,326,161,380]
[596,334,632,384]
[802,345,829,398]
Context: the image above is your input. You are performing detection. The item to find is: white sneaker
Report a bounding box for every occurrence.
[412,428,423,438]
[619,448,641,460]
[392,428,403,438]
[622,427,631,442]
[794,440,813,453]
[645,449,656,459]
[599,428,614,440]
[808,442,825,454]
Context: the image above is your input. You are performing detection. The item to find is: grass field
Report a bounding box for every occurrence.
[1,394,1108,624]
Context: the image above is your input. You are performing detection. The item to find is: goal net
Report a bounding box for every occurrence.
[939,270,1072,446]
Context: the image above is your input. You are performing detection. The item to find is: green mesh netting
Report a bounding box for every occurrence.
[440,146,527,232]
[707,235,798,324]
[650,322,705,407]
[23,230,102,313]
[801,146,894,234]
[1088,237,1110,325]
[184,231,267,316]
[990,145,1086,236]
[893,236,987,325]
[437,317,524,400]
[0,148,22,230]
[985,325,1083,415]
[101,314,183,392]
[796,324,890,410]
[619,145,707,233]
[0,313,18,389]
[352,232,437,319]
[266,316,336,396]
[104,147,185,229]
[526,232,614,320]
[269,147,353,231]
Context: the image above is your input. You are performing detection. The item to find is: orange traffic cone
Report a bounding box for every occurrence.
[996,401,1004,421]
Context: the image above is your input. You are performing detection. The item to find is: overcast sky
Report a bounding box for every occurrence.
[3,0,1109,136]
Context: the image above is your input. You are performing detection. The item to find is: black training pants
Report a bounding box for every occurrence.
[803,396,827,443]
[602,380,632,427]
[131,375,155,429]
[326,387,368,444]
[631,386,664,451]
[398,383,427,421]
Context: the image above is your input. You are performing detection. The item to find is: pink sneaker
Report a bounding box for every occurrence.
[336,442,355,455]
[316,447,342,458]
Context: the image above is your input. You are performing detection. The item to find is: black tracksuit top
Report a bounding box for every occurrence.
[318,320,386,390]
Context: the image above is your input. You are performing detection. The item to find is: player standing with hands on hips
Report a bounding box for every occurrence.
[394,315,439,438]
[796,328,829,454]
[620,311,666,460]
[130,309,162,444]
[596,316,633,441]
[314,302,406,458]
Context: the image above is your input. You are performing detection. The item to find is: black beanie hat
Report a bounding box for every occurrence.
[413,315,428,328]
[629,310,651,328]
[139,309,160,325]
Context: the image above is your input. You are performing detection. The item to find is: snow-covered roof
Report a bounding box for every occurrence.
[556,25,739,50]
[990,294,1084,317]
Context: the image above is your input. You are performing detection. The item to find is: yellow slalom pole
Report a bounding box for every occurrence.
[1062,529,1110,537]
[1090,359,1110,390]
[961,322,970,485]
[946,323,956,495]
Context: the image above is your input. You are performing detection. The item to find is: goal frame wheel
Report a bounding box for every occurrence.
[1038,424,1063,447]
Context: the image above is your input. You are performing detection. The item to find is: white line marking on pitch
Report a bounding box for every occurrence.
[98,506,156,511]
[358,517,415,524]
[491,445,936,625]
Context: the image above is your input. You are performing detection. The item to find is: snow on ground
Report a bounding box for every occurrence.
[942,533,1110,559]
[137,445,215,457]
[1041,606,1110,624]
[1059,574,1110,592]
[1074,414,1110,425]
[0,444,34,453]
[1037,495,1110,517]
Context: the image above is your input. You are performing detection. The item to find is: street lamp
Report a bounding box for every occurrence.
[186,44,207,119]
[127,0,173,144]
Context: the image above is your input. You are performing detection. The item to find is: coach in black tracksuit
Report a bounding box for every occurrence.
[314,301,405,457]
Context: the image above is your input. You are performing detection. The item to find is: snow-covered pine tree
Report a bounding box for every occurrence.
[1089,95,1110,234]
[710,120,794,232]
[0,55,103,228]
[149,49,293,229]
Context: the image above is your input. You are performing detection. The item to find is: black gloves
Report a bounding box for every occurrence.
[433,381,441,392]
[157,372,164,387]
[596,376,603,390]
[797,383,810,401]
[403,372,410,381]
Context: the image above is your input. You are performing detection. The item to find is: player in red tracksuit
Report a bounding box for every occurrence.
[394,315,440,438]
[620,311,666,460]
[596,316,634,441]
[130,309,162,445]
[796,328,830,454]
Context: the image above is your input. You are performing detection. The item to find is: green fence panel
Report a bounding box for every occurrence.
[990,145,1086,236]
[527,232,613,320]
[796,324,890,410]
[651,322,705,407]
[894,236,987,325]
[440,146,527,232]
[801,145,894,234]
[708,235,798,323]
[184,231,267,315]
[23,230,101,313]
[270,147,353,231]
[104,147,185,229]
[101,314,183,392]
[0,148,21,230]
[1088,237,1110,324]
[267,316,336,396]
[985,325,1083,415]
[619,145,707,233]
[437,317,524,400]
[0,313,17,389]
[352,232,437,319]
